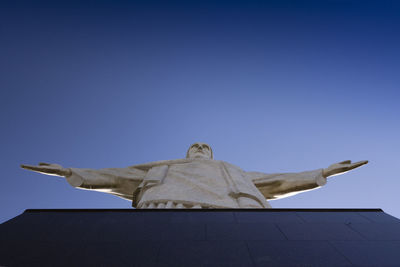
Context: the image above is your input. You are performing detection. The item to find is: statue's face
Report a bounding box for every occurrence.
[187,143,212,159]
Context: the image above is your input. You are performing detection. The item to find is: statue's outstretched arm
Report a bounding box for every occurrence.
[21,162,146,201]
[248,160,368,200]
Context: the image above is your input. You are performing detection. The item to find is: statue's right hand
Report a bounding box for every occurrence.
[21,162,72,177]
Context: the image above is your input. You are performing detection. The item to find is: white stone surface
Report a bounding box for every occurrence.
[21,142,368,208]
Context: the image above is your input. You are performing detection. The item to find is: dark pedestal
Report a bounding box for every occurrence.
[1,209,400,266]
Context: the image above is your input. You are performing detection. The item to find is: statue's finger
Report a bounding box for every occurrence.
[39,162,51,166]
[352,160,368,165]
[339,160,351,164]
[21,164,35,169]
[21,164,43,171]
[349,160,368,169]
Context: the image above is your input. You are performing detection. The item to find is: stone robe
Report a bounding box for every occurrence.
[66,158,326,208]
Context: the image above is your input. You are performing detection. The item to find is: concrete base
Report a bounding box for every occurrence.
[1,209,400,266]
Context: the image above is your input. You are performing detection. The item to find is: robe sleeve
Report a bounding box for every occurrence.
[66,167,146,201]
[246,169,326,200]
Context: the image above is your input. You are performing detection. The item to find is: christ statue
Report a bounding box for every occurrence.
[21,142,367,209]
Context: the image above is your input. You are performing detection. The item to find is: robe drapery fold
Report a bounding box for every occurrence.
[66,159,326,208]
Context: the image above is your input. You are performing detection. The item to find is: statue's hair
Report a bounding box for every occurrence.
[186,143,213,159]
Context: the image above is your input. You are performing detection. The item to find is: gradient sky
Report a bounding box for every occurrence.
[1,0,399,223]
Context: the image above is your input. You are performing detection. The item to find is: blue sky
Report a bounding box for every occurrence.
[1,0,399,223]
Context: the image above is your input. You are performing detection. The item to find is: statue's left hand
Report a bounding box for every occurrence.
[322,160,368,178]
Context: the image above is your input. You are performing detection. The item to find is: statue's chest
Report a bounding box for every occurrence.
[166,161,227,187]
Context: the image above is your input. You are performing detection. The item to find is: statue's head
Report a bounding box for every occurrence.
[186,142,213,159]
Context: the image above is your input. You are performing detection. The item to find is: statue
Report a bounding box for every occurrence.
[21,142,368,209]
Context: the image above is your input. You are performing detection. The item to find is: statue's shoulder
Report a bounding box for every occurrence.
[213,160,243,171]
[129,158,243,171]
[128,158,191,171]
